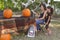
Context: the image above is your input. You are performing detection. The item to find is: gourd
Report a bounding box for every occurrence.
[1,34,11,40]
[3,9,13,18]
[22,8,31,17]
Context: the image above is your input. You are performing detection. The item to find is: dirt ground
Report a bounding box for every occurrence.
[11,18,60,40]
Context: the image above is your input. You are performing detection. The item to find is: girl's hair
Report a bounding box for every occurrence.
[40,3,46,10]
[47,6,53,14]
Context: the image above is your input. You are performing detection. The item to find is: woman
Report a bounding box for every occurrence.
[45,6,53,35]
[36,3,47,31]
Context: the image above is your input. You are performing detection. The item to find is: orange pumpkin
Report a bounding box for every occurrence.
[22,8,31,17]
[3,9,13,18]
[1,34,11,40]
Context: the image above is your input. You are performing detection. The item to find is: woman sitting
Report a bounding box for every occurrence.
[36,3,47,31]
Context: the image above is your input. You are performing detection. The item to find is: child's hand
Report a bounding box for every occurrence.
[35,29,37,32]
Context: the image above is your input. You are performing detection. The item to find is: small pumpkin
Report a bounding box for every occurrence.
[3,9,13,18]
[1,34,11,40]
[22,8,31,17]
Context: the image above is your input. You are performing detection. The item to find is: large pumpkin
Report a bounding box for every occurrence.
[22,8,31,17]
[3,9,13,18]
[1,34,11,40]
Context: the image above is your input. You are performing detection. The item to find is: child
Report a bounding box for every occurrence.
[45,6,53,35]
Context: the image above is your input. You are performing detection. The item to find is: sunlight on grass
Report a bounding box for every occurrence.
[50,21,60,27]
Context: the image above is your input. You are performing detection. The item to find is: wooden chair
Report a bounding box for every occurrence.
[39,23,46,32]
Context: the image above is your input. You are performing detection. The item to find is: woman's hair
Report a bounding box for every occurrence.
[40,3,46,10]
[47,6,53,14]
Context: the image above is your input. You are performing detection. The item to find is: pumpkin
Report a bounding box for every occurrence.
[22,8,31,17]
[1,34,11,40]
[3,9,13,18]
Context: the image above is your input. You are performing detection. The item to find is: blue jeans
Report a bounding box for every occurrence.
[36,19,45,30]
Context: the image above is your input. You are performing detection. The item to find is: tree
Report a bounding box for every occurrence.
[0,0,4,10]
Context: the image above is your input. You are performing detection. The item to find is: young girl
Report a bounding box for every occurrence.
[45,6,53,35]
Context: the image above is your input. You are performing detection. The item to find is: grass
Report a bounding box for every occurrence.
[51,21,60,24]
[11,19,60,40]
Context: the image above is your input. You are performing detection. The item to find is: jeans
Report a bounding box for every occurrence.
[36,19,45,30]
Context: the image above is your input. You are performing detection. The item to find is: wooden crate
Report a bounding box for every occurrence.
[0,18,16,29]
[15,17,27,30]
[0,18,17,34]
[15,17,35,30]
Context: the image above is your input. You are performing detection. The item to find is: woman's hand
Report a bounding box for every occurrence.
[45,22,48,26]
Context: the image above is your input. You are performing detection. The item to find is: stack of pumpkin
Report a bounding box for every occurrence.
[0,8,31,40]
[0,8,12,40]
